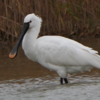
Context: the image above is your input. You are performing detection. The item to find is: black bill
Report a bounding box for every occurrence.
[9,23,29,59]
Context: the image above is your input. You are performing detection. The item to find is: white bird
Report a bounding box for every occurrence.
[9,13,100,84]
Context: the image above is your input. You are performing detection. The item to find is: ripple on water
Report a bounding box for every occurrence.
[0,75,100,100]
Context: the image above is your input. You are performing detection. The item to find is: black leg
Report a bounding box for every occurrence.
[64,78,68,84]
[60,78,63,84]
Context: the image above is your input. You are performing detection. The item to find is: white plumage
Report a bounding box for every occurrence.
[10,13,100,84]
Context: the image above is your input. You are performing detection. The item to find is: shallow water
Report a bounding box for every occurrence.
[0,38,100,100]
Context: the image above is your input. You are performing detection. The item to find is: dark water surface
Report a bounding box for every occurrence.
[0,38,100,100]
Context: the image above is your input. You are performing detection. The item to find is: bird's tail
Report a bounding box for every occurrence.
[88,53,100,69]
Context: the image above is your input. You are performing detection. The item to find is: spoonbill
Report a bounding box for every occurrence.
[9,13,100,84]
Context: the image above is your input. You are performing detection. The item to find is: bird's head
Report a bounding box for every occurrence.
[9,13,42,59]
[24,13,42,28]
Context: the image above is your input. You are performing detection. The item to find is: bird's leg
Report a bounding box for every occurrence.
[60,78,63,84]
[64,78,68,84]
[60,78,68,84]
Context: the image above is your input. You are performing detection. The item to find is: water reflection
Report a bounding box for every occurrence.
[0,38,100,100]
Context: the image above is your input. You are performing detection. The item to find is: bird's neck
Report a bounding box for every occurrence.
[22,26,40,51]
[27,27,40,40]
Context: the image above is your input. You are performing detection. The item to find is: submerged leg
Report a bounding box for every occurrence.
[60,78,63,84]
[60,78,68,84]
[64,78,68,84]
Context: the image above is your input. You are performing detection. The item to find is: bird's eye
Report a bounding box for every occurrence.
[30,21,32,23]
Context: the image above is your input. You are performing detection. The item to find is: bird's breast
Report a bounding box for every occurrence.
[22,38,37,62]
[23,47,37,62]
